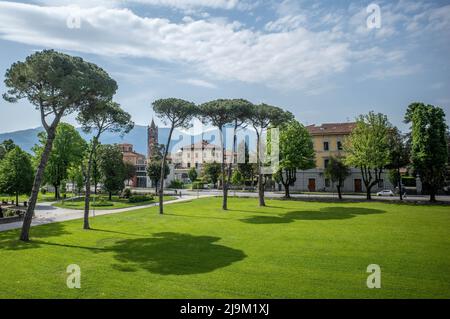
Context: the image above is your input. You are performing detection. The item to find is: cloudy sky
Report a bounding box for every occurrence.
[0,0,449,133]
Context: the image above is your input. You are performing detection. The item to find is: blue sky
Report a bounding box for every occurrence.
[0,0,449,133]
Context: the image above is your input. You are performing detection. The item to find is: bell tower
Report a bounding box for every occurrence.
[147,118,158,159]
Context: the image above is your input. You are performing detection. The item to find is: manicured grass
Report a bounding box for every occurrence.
[0,197,449,298]
[52,195,176,210]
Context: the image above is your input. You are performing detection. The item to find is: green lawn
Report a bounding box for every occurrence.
[0,197,449,298]
[52,195,176,210]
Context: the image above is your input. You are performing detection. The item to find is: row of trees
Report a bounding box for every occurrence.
[0,131,134,207]
[339,106,447,202]
[152,98,295,213]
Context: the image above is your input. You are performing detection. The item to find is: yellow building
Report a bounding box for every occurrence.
[288,122,392,193]
[306,122,356,169]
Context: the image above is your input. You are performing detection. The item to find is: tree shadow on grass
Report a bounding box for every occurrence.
[241,207,385,224]
[107,232,247,275]
[0,223,71,251]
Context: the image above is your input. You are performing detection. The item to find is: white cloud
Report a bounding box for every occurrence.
[181,78,217,89]
[265,14,307,32]
[35,0,240,10]
[360,64,422,81]
[0,1,356,90]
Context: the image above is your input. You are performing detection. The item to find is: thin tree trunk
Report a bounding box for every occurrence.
[83,137,98,230]
[54,184,59,200]
[159,125,174,214]
[220,127,227,210]
[337,184,342,200]
[226,123,238,207]
[20,128,56,241]
[366,186,372,200]
[398,166,403,201]
[430,190,436,202]
[256,130,265,206]
[109,192,112,200]
[16,192,19,207]
[284,183,290,198]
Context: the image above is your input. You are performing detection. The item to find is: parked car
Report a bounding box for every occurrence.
[376,190,394,197]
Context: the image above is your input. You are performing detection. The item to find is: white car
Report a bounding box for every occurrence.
[376,190,394,197]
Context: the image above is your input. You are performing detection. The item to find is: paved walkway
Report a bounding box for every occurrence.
[0,195,212,232]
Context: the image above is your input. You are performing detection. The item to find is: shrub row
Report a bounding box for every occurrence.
[128,195,154,203]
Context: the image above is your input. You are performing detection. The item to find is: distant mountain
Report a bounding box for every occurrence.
[0,124,257,155]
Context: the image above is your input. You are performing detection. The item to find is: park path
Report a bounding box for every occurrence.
[0,194,212,232]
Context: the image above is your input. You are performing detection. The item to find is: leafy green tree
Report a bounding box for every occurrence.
[324,156,351,200]
[0,146,33,205]
[33,123,87,200]
[146,143,169,195]
[386,127,410,200]
[98,144,126,200]
[188,167,198,182]
[248,103,294,206]
[152,98,197,214]
[124,162,137,187]
[275,120,315,198]
[345,112,391,200]
[405,103,448,202]
[67,164,84,195]
[147,161,170,194]
[3,50,117,241]
[0,139,16,160]
[203,162,221,188]
[231,170,243,187]
[77,101,133,229]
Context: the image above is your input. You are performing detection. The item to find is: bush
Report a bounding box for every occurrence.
[40,187,47,195]
[122,188,132,199]
[128,195,153,203]
[92,199,113,207]
[2,208,22,217]
[168,179,184,189]
[192,181,205,189]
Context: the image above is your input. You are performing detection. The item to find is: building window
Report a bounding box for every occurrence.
[323,141,329,151]
[187,163,191,168]
[325,178,330,187]
[337,141,343,150]
[195,152,199,158]
[324,159,329,168]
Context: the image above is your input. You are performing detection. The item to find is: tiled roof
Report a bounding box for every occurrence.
[306,122,357,135]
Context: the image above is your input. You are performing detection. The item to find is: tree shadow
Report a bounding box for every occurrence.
[241,207,385,224]
[107,232,247,275]
[0,223,71,251]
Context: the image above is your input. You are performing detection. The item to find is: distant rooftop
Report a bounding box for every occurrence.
[180,140,221,150]
[306,122,357,135]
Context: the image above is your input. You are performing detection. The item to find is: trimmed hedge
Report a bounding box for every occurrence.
[128,195,154,203]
